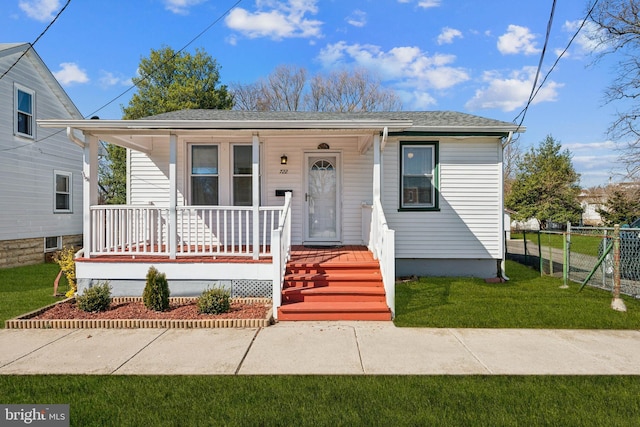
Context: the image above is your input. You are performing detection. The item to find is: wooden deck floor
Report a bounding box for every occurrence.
[78,245,373,264]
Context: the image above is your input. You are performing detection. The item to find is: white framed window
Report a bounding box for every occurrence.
[54,170,73,213]
[15,84,35,138]
[44,236,62,252]
[190,145,219,205]
[232,145,252,206]
[400,142,438,210]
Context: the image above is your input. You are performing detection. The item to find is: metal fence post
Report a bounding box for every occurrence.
[538,230,542,275]
[611,224,627,312]
[523,230,528,266]
[561,223,570,288]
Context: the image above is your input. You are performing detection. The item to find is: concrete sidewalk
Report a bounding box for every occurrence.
[2,322,640,375]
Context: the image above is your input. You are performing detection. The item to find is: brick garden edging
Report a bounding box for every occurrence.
[5,297,273,329]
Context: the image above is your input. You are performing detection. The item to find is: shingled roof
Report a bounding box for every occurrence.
[143,109,521,131]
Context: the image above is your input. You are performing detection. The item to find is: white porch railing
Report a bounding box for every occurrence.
[90,206,170,256]
[176,206,282,257]
[271,192,293,319]
[370,198,395,317]
[89,204,283,257]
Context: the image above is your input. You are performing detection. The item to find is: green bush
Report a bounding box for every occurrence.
[197,287,231,315]
[143,266,170,312]
[76,281,112,313]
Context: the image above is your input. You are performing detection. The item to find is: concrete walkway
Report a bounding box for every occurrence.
[2,322,640,375]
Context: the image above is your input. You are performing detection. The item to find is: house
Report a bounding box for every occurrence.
[39,110,522,320]
[0,43,83,268]
[578,188,606,226]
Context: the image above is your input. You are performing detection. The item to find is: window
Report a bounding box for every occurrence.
[44,236,61,252]
[54,171,72,213]
[191,145,219,205]
[400,142,438,210]
[233,145,252,206]
[15,84,35,138]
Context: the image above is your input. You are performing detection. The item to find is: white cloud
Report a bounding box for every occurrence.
[465,66,563,112]
[418,0,440,8]
[497,25,541,55]
[563,20,608,55]
[98,71,131,88]
[437,27,462,45]
[18,0,60,22]
[346,10,366,28]
[317,42,469,91]
[53,63,89,86]
[397,0,440,8]
[225,0,322,40]
[163,0,206,15]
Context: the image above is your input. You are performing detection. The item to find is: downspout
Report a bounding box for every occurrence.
[67,127,85,147]
[500,131,514,281]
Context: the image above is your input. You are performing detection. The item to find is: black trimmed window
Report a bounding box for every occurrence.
[232,145,252,206]
[400,142,438,210]
[191,145,219,205]
[15,84,35,138]
[54,171,72,213]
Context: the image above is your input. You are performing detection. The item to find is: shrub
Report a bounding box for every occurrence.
[143,266,170,311]
[76,281,112,312]
[197,287,231,315]
[53,246,77,298]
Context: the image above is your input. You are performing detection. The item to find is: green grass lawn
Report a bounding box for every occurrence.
[0,263,68,326]
[512,231,603,256]
[3,262,640,425]
[0,375,638,426]
[394,260,640,328]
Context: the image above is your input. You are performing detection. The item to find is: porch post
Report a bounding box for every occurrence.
[252,133,260,260]
[83,133,99,258]
[169,133,177,259]
[373,133,381,201]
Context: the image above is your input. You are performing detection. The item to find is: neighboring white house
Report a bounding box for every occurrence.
[0,43,83,268]
[40,110,522,318]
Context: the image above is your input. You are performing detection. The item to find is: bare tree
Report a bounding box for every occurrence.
[231,65,307,111]
[231,66,402,112]
[305,68,402,112]
[588,0,640,179]
[503,137,522,197]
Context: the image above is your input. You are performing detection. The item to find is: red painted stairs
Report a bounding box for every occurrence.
[277,260,392,321]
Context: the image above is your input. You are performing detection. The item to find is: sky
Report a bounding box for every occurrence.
[1,0,632,188]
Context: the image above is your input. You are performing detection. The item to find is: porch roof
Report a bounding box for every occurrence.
[38,110,523,151]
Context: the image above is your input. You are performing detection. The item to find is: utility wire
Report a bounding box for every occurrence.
[0,0,72,81]
[512,0,557,132]
[512,0,601,132]
[84,0,243,119]
[1,0,242,153]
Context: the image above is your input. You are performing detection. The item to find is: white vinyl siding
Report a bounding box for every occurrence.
[384,137,503,259]
[128,135,374,246]
[0,46,83,241]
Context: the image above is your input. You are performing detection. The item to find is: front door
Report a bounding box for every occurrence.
[304,152,341,244]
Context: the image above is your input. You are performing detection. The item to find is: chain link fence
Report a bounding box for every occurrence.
[506,225,640,297]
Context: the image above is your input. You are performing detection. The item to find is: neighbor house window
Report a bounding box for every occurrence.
[233,145,252,206]
[400,142,438,210]
[191,145,219,205]
[54,171,72,213]
[15,84,35,138]
[44,236,61,252]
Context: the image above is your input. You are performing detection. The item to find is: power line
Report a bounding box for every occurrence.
[0,0,72,81]
[84,0,243,119]
[2,0,243,153]
[512,0,602,132]
[512,0,557,131]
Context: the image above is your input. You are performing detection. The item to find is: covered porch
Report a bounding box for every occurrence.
[39,114,402,318]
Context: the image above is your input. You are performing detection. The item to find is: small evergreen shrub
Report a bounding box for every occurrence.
[76,281,112,313]
[143,266,170,311]
[197,287,231,315]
